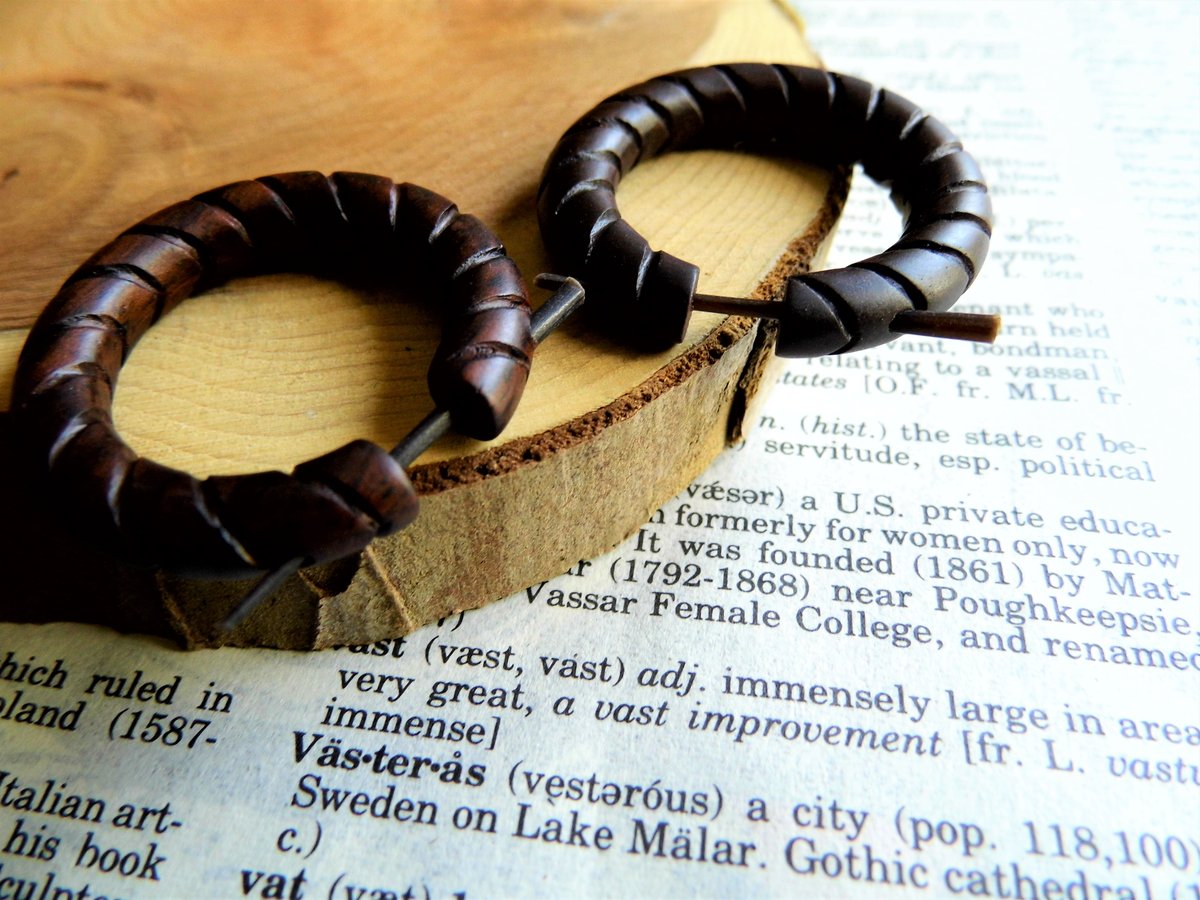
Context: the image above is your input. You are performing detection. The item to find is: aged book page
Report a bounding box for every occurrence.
[1,2,1197,898]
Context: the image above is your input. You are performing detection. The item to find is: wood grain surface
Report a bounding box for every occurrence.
[0,0,844,648]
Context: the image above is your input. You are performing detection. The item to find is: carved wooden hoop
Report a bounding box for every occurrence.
[538,63,995,354]
[11,172,534,578]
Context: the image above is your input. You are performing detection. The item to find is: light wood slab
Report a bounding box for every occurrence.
[0,0,845,648]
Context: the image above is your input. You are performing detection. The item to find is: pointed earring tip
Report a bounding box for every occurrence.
[891,310,1001,344]
[217,557,303,635]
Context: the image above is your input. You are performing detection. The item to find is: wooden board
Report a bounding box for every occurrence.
[0,0,845,648]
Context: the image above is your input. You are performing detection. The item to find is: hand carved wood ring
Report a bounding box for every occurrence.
[538,63,999,353]
[11,172,537,579]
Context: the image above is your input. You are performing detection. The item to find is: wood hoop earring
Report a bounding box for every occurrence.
[10,172,581,585]
[537,63,1000,354]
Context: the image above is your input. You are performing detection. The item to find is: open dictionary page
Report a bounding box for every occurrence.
[0,1,1196,897]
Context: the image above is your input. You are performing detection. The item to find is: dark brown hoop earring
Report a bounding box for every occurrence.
[537,63,999,354]
[10,172,583,604]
